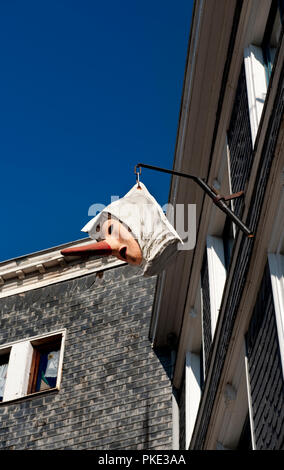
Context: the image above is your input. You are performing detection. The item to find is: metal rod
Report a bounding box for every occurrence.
[135,162,254,238]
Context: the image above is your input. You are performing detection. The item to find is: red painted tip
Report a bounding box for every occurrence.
[61,240,112,257]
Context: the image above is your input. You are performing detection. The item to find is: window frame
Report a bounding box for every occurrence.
[28,334,63,395]
[244,260,284,450]
[0,329,66,404]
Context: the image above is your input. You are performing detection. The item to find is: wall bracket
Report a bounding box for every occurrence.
[134,163,253,238]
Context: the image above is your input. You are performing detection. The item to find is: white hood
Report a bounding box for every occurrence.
[82,182,182,276]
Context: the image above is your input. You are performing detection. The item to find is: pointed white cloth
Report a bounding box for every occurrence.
[82,182,182,276]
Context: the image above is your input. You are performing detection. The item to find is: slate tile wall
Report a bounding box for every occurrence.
[0,264,173,450]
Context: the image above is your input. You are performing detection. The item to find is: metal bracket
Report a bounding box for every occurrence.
[135,163,253,238]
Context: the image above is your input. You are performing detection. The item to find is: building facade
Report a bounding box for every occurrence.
[0,241,172,449]
[150,0,284,450]
[1,0,284,451]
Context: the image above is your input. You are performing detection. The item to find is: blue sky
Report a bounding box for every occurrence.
[0,0,193,261]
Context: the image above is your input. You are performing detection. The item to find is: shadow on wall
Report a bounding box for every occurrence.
[153,346,174,383]
[141,348,172,450]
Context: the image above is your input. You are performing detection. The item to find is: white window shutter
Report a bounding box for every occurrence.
[268,254,284,375]
[244,45,267,145]
[206,235,227,337]
[3,341,33,401]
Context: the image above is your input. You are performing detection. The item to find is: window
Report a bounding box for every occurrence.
[201,236,227,376]
[228,64,253,213]
[28,335,62,394]
[245,263,284,449]
[0,330,65,403]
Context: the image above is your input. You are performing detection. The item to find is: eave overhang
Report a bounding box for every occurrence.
[0,239,125,298]
[149,0,238,348]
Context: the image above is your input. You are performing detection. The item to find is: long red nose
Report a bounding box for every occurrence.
[61,240,112,257]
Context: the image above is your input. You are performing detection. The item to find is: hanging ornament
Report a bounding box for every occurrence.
[61,179,182,277]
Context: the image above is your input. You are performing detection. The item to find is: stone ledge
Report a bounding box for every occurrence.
[0,238,125,298]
